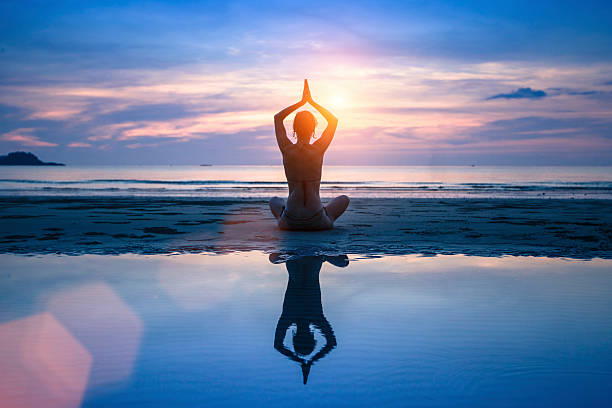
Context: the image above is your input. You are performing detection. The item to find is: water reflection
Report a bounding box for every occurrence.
[270,254,348,384]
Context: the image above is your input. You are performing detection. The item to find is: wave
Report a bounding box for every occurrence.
[1,179,611,188]
[1,178,611,198]
[0,178,367,185]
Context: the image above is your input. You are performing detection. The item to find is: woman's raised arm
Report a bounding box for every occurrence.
[309,84,338,151]
[274,82,310,151]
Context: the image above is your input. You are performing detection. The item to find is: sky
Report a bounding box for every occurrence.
[1,0,611,165]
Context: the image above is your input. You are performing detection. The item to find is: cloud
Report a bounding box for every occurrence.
[547,88,601,96]
[125,142,160,149]
[1,128,57,147]
[67,142,92,148]
[0,103,25,118]
[486,88,547,100]
[94,103,202,124]
[464,116,612,143]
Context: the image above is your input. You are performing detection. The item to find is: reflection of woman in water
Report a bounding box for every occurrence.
[269,80,350,230]
[271,254,348,384]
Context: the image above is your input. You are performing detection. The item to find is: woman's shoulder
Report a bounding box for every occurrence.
[283,143,323,155]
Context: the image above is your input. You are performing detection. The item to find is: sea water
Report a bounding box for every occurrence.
[1,253,611,407]
[1,165,611,198]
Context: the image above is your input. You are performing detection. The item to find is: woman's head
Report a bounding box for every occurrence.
[293,110,317,143]
[293,323,316,356]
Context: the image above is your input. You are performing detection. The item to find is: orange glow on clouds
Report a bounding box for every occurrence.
[0,60,610,161]
[1,128,58,147]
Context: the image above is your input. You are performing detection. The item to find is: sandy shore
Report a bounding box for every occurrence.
[0,197,610,258]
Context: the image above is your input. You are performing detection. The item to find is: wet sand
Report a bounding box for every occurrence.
[0,197,610,258]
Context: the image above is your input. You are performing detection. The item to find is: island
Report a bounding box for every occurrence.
[0,151,65,166]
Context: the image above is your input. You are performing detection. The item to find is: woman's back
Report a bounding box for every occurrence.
[282,143,323,183]
[282,143,325,216]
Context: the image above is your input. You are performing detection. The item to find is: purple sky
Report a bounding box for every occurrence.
[1,0,611,165]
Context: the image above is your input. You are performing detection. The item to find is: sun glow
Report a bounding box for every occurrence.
[331,95,346,109]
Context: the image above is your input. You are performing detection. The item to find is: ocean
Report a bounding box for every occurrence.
[1,165,611,198]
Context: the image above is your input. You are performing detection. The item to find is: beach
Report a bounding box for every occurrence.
[1,196,610,259]
[2,166,612,407]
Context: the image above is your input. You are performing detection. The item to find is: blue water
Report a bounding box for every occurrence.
[1,253,611,407]
[0,165,611,198]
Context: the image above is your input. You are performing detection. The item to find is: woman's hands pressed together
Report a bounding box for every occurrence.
[274,79,337,152]
[301,79,312,104]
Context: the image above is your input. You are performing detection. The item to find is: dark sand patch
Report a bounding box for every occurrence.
[175,219,222,226]
[112,233,155,239]
[0,215,46,219]
[143,227,184,235]
[38,233,62,241]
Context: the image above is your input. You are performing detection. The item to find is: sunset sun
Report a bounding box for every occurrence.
[330,94,346,109]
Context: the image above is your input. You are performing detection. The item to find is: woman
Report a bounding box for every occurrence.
[269,80,349,230]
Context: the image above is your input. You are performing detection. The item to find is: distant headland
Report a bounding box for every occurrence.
[0,151,65,166]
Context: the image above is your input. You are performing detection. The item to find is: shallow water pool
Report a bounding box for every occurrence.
[1,253,611,407]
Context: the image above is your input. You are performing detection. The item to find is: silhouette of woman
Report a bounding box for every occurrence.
[271,254,348,384]
[269,80,349,230]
